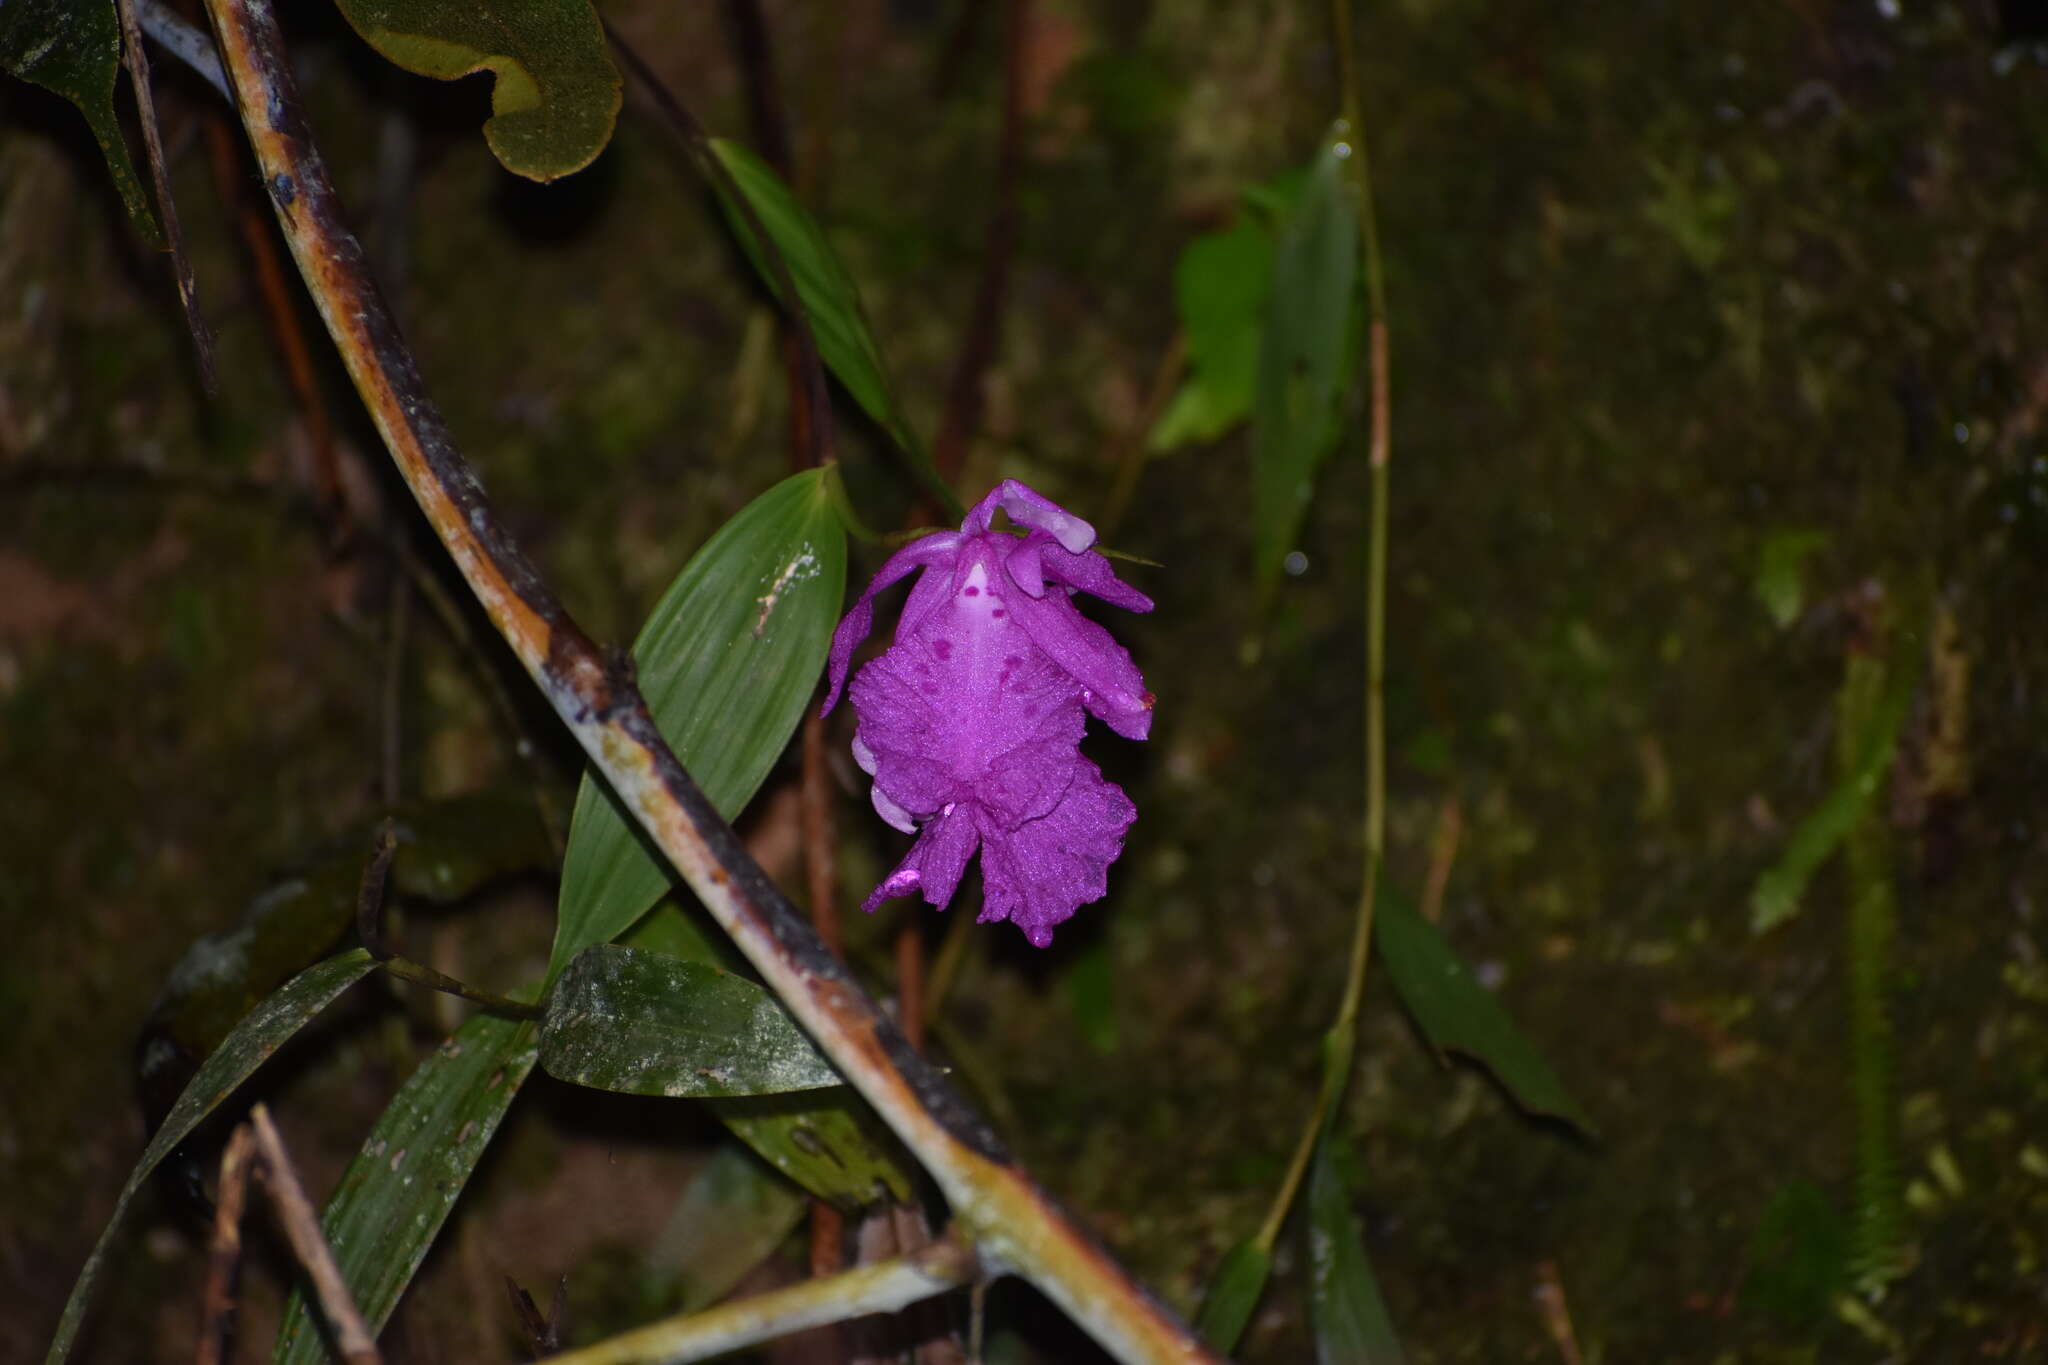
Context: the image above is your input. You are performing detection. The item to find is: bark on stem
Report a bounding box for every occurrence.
[196,3,1215,1361]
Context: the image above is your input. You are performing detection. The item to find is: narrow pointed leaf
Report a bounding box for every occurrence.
[706,1091,914,1210]
[273,1010,539,1365]
[1376,892,1593,1134]
[551,468,846,979]
[48,950,376,1365]
[1152,219,1272,452]
[1,0,159,242]
[1252,132,1358,595]
[1749,655,1916,933]
[1309,1136,1404,1365]
[1195,1238,1273,1353]
[331,0,619,180]
[649,1142,808,1313]
[707,139,951,510]
[623,905,917,1210]
[541,943,841,1097]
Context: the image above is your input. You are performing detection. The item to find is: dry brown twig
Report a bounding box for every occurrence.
[246,1107,383,1365]
[195,1125,256,1365]
[117,0,218,392]
[195,1109,382,1365]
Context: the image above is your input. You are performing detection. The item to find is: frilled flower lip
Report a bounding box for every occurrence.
[824,480,1154,946]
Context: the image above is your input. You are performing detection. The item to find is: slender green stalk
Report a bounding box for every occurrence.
[1839,645,1907,1290]
[374,955,543,1020]
[1245,0,1393,1261]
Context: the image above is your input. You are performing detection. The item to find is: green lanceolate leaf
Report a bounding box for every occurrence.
[48,950,376,1365]
[1308,1135,1405,1365]
[0,0,158,242]
[707,139,956,513]
[332,0,619,180]
[1252,131,1358,597]
[273,1010,539,1365]
[707,1090,914,1211]
[551,468,846,978]
[1375,892,1593,1134]
[622,905,918,1210]
[1195,1237,1274,1354]
[648,1142,808,1313]
[1750,651,1917,933]
[541,943,841,1097]
[1152,218,1273,452]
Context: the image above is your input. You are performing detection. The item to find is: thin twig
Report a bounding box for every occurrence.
[199,5,1216,1360]
[381,575,409,804]
[246,1106,382,1365]
[196,71,349,533]
[194,1124,256,1365]
[1533,1260,1584,1365]
[604,21,834,474]
[897,916,929,1051]
[1099,331,1188,540]
[551,1235,979,1365]
[138,0,227,98]
[921,905,976,1031]
[356,819,541,1017]
[721,0,831,479]
[119,0,218,392]
[929,0,1031,484]
[354,819,400,957]
[1420,796,1461,924]
[723,0,794,182]
[801,704,842,954]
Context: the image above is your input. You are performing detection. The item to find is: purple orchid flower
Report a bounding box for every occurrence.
[824,480,1153,947]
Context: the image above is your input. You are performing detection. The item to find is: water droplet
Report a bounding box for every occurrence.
[1283,551,1309,576]
[1953,421,1970,444]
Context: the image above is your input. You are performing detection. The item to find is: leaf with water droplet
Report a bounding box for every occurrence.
[273,1010,539,1365]
[541,944,841,1097]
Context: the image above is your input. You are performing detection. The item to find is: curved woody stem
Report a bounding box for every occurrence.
[195,2,1215,1361]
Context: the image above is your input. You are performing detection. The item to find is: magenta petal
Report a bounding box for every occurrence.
[976,761,1137,947]
[1036,540,1155,614]
[824,533,959,711]
[1003,583,1153,740]
[861,802,981,912]
[962,479,1097,553]
[1003,536,1048,598]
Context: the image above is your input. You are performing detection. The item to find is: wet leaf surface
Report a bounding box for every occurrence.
[333,0,619,180]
